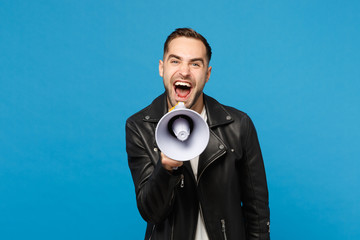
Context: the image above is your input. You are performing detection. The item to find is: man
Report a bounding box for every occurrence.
[126,28,270,240]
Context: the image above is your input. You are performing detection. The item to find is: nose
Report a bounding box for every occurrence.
[179,63,190,78]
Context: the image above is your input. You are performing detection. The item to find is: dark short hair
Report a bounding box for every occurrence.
[163,28,212,63]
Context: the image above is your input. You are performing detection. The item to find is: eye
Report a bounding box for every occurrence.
[170,59,179,64]
[192,62,201,67]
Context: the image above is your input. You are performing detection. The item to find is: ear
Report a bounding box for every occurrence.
[159,60,164,77]
[205,66,212,83]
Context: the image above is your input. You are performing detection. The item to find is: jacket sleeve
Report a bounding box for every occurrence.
[240,115,270,240]
[126,118,182,224]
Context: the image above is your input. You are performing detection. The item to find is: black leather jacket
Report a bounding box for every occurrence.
[126,93,270,240]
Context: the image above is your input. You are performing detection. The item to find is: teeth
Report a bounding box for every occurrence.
[175,82,191,87]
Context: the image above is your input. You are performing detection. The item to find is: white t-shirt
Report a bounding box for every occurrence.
[189,107,209,240]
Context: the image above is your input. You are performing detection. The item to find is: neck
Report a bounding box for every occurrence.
[190,94,204,114]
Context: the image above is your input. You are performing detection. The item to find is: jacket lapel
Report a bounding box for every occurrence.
[197,129,227,180]
[197,94,234,179]
[183,129,227,183]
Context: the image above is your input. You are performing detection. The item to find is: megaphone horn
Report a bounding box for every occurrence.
[155,102,210,161]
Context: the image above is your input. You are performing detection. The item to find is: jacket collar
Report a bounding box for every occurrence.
[141,93,168,123]
[143,92,234,128]
[203,94,234,128]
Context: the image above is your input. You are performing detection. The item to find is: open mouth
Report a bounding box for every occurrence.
[174,81,192,99]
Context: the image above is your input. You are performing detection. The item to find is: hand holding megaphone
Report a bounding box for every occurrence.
[160,152,184,171]
[155,102,210,161]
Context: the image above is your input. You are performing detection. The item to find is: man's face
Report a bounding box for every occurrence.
[159,37,212,113]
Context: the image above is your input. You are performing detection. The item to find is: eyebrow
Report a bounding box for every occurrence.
[167,54,205,65]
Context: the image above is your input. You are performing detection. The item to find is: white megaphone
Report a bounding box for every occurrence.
[155,102,210,161]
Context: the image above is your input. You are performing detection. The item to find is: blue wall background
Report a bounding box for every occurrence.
[1,1,359,239]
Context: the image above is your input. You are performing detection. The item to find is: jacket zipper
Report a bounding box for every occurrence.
[170,174,184,205]
[196,151,227,239]
[180,174,184,188]
[197,150,226,183]
[148,225,155,240]
[169,174,185,240]
[221,219,228,240]
[171,218,174,240]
